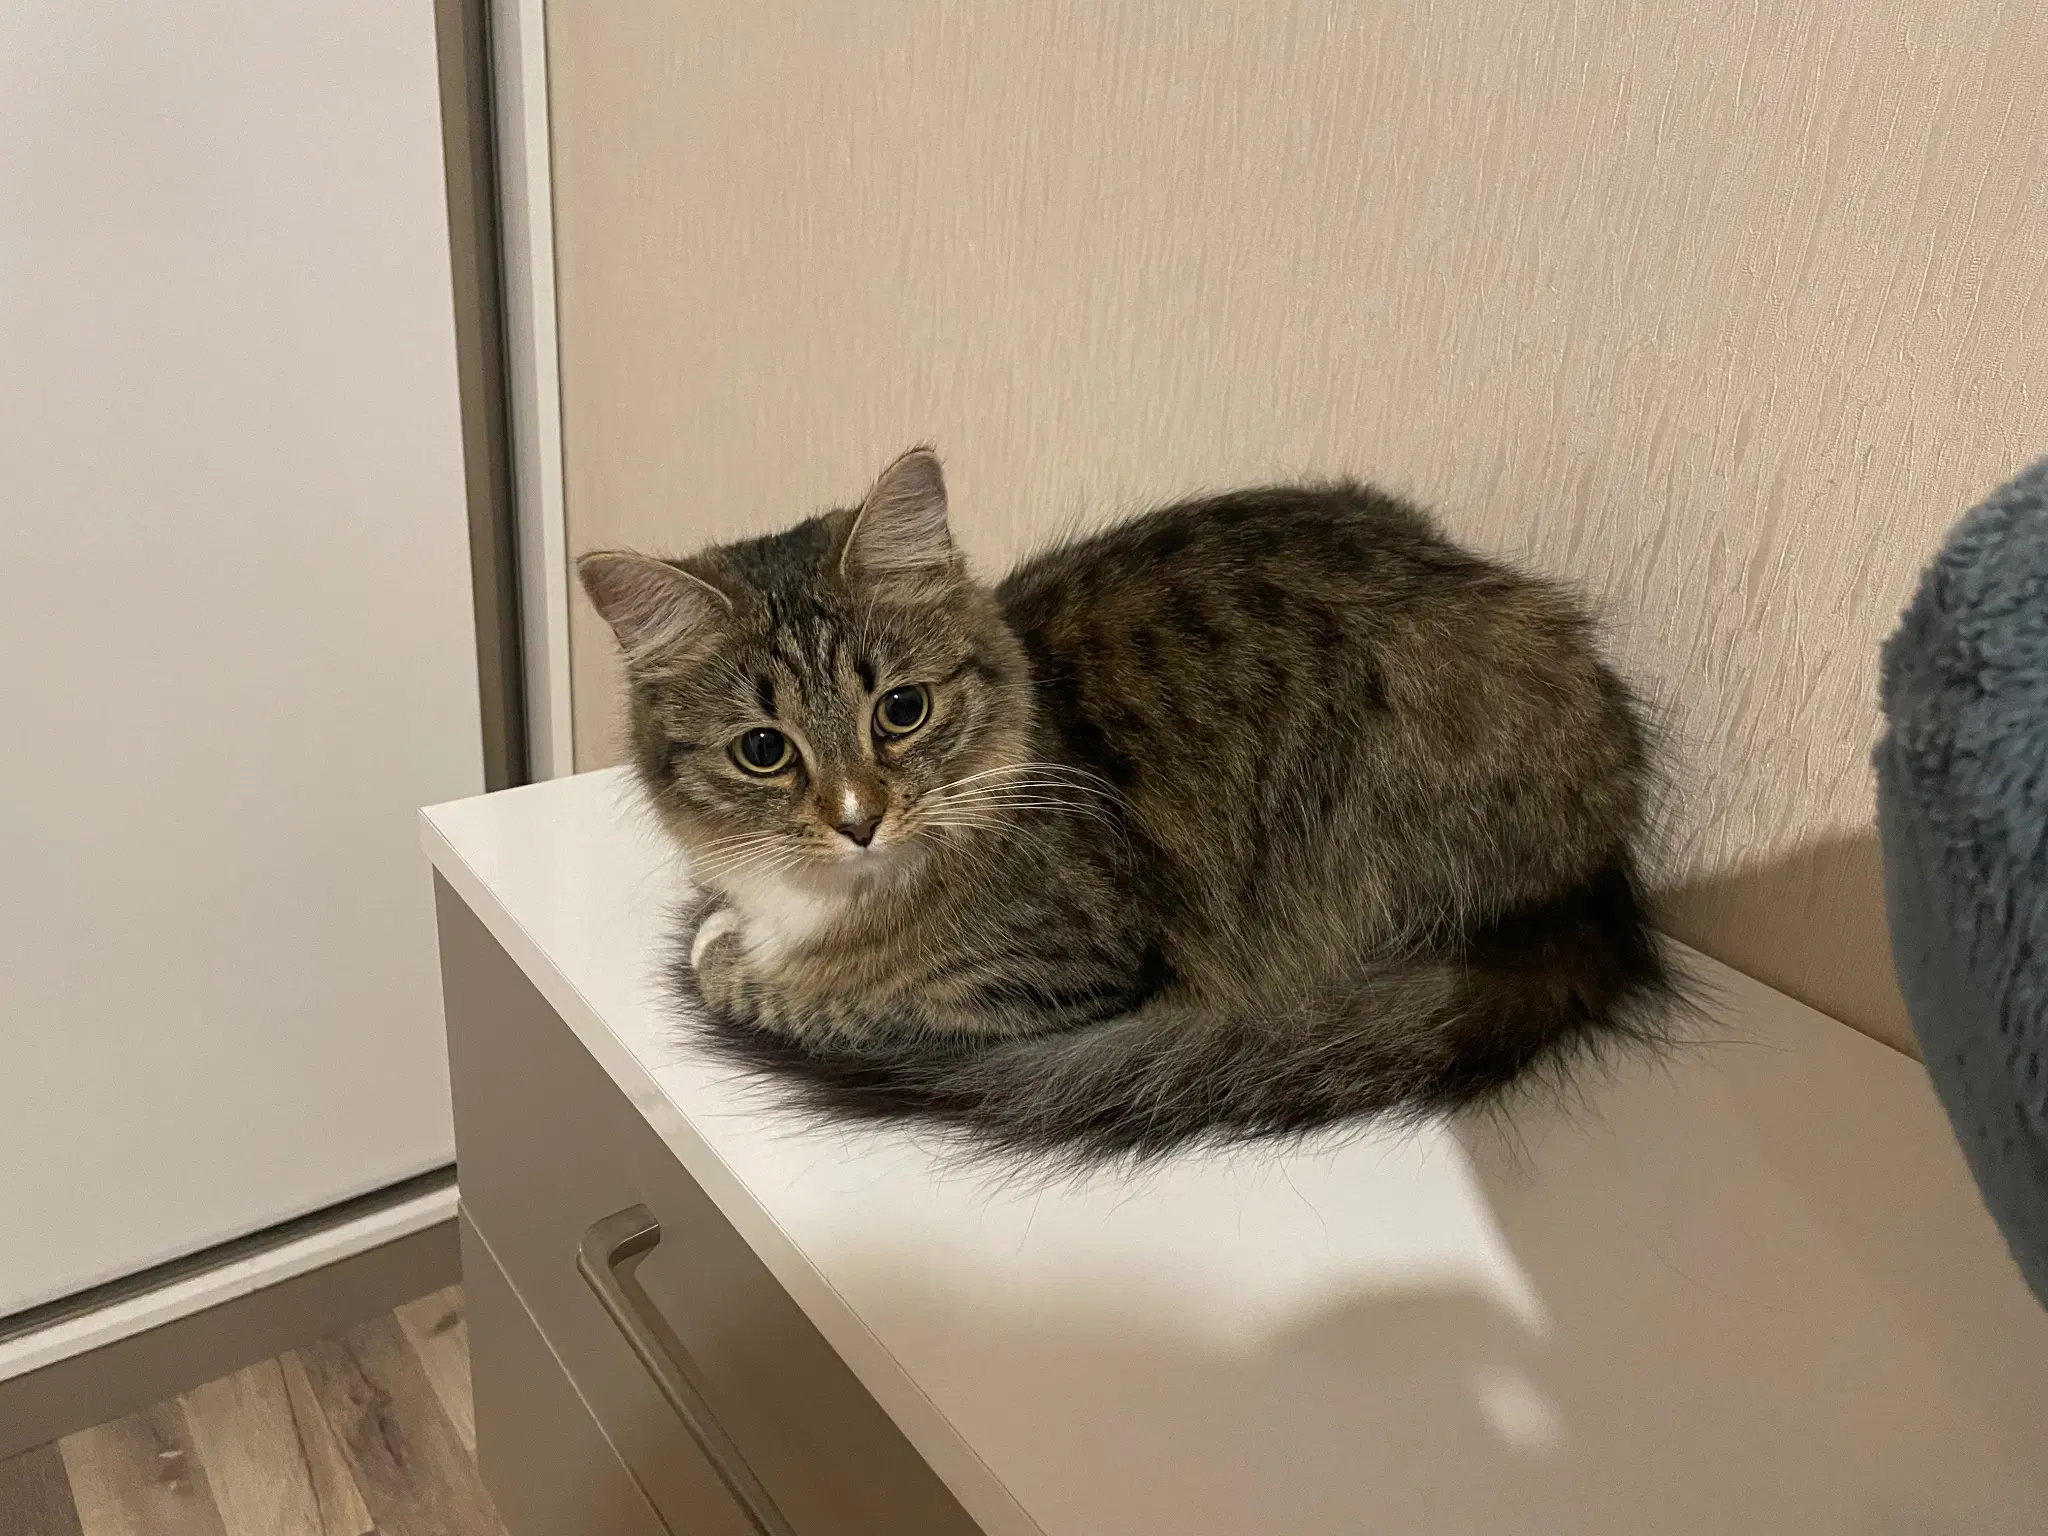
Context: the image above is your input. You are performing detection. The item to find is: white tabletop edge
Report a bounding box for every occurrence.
[416,774,2048,1536]
[419,800,1045,1536]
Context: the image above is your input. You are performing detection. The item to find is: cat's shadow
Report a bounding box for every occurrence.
[803,998,2048,1536]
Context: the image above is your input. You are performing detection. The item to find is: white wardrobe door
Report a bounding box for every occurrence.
[0,2,483,1315]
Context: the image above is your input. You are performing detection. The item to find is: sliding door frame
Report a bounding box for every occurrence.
[437,0,576,785]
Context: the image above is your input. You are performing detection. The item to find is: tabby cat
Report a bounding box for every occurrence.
[580,448,1673,1160]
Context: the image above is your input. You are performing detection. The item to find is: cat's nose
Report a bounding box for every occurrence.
[829,782,887,848]
[835,810,881,847]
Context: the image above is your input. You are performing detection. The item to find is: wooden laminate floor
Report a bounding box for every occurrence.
[0,1286,505,1536]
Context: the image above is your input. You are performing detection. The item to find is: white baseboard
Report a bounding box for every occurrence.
[0,1182,458,1385]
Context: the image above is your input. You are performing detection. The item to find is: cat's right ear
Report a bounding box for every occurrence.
[841,446,962,587]
[577,553,730,669]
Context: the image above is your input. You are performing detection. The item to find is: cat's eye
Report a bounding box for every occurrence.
[874,684,931,737]
[732,727,794,775]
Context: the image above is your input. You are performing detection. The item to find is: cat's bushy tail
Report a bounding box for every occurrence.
[696,862,1678,1163]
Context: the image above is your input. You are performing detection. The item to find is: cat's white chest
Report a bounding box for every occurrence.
[715,869,849,968]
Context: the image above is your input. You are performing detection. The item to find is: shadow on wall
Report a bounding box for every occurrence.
[1660,826,1912,1055]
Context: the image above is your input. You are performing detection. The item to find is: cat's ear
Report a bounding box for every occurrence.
[841,447,961,585]
[578,552,730,668]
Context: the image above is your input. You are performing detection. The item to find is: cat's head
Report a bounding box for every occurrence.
[579,449,1032,892]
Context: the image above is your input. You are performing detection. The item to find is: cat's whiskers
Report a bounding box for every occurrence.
[688,828,786,856]
[927,775,1120,811]
[929,806,1126,845]
[689,837,800,883]
[695,845,815,899]
[942,760,1109,782]
[928,793,1107,811]
[691,831,785,858]
[939,762,1119,800]
[917,813,1093,874]
[922,784,1127,841]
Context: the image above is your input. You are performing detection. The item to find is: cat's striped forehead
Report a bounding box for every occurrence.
[694,514,971,731]
[738,595,887,726]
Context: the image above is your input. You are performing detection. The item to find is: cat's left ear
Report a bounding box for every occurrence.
[578,552,731,670]
[841,447,962,586]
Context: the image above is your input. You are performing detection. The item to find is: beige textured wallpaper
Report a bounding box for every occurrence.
[547,0,2048,1052]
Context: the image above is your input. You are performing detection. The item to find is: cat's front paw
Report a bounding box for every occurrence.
[690,905,742,970]
[688,906,752,1016]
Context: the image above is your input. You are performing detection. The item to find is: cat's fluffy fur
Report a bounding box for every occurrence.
[581,448,1674,1160]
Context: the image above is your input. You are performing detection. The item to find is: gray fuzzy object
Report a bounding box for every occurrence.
[1875,456,2048,1306]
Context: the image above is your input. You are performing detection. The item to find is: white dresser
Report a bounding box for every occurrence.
[425,768,2048,1536]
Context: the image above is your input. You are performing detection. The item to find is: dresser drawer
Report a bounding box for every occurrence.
[436,876,983,1536]
[463,1210,684,1536]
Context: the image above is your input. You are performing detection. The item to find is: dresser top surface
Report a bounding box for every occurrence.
[424,768,2048,1536]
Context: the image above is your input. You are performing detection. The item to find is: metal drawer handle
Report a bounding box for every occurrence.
[578,1204,797,1536]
